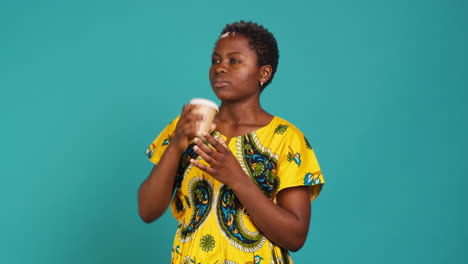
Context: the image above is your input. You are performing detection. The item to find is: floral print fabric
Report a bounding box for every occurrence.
[146,116,324,264]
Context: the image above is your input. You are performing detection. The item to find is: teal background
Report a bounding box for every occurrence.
[1,0,467,263]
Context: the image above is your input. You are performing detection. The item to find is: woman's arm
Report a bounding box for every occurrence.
[232,178,311,252]
[138,105,203,223]
[190,134,311,251]
[138,144,184,223]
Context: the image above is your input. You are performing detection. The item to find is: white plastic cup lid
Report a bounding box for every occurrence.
[189,98,219,112]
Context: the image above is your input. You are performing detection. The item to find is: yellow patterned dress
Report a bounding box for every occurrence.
[146,116,324,264]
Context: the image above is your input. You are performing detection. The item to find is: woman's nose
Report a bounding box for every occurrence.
[214,63,228,74]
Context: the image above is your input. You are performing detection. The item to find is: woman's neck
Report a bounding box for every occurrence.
[214,98,273,141]
[217,100,265,124]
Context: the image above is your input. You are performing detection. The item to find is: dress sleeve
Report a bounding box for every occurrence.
[145,116,180,165]
[275,126,324,201]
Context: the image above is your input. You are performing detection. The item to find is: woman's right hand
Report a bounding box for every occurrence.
[170,104,203,151]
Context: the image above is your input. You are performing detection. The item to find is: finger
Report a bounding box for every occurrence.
[185,113,204,122]
[209,123,216,132]
[182,103,198,111]
[194,148,214,164]
[193,138,214,156]
[217,135,228,148]
[190,158,216,175]
[202,132,225,152]
[181,105,203,120]
[180,104,194,116]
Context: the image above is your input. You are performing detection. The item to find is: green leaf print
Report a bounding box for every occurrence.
[244,143,252,151]
[195,189,203,202]
[274,124,289,134]
[225,192,235,206]
[252,162,265,176]
[266,170,276,183]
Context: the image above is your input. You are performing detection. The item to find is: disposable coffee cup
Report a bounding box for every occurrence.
[189,98,219,137]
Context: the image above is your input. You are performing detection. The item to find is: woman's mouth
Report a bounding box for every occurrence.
[212,79,230,88]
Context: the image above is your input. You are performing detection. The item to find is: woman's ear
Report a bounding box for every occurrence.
[259,65,272,83]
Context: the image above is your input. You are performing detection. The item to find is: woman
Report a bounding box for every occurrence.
[139,21,324,264]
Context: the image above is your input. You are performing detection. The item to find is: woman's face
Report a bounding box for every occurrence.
[209,32,263,102]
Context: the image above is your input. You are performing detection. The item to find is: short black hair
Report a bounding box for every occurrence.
[219,20,279,90]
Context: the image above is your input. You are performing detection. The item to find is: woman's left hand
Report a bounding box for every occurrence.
[190,133,246,186]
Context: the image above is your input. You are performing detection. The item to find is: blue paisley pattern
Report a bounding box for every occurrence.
[241,134,279,198]
[214,132,281,252]
[147,116,324,263]
[180,178,213,241]
[175,143,198,189]
[217,185,265,252]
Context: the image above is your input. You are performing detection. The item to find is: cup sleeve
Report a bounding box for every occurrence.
[145,116,180,165]
[275,128,325,201]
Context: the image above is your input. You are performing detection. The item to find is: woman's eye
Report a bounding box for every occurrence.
[230,58,241,63]
[211,59,220,64]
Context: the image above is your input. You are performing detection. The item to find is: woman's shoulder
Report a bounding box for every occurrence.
[169,115,181,125]
[270,116,305,136]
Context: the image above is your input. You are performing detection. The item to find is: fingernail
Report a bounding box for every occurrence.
[202,132,207,136]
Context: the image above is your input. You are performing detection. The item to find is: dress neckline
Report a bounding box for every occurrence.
[215,116,277,144]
